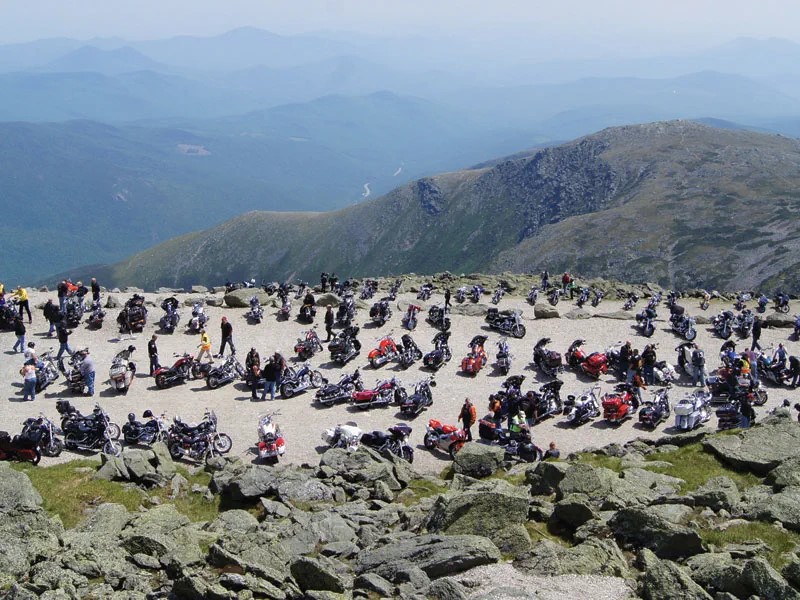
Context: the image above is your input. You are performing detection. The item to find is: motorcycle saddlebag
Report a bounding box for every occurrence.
[673,400,696,416]
[601,395,623,411]
[585,354,605,369]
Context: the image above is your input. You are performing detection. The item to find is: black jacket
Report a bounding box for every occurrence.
[13,320,25,336]
[148,340,158,357]
[57,327,71,344]
[221,321,233,338]
[324,309,334,326]
[752,320,762,339]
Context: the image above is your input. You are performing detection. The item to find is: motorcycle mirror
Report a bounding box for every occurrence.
[429,381,437,387]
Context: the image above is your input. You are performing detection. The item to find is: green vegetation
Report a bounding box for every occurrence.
[643,444,761,493]
[525,521,573,548]
[576,453,624,473]
[398,478,450,507]
[699,522,800,570]
[12,460,220,529]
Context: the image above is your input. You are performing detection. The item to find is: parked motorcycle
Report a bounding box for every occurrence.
[735,309,754,338]
[485,308,526,338]
[601,383,638,425]
[295,328,323,360]
[277,292,292,321]
[417,283,436,301]
[368,335,400,369]
[402,304,422,330]
[154,353,196,389]
[674,391,711,431]
[322,422,363,451]
[734,292,751,311]
[675,341,695,375]
[470,285,484,303]
[206,355,245,389]
[246,296,264,324]
[56,400,120,439]
[423,331,453,371]
[361,423,414,462]
[477,419,543,462]
[335,293,356,326]
[491,286,505,305]
[591,289,604,307]
[109,345,136,394]
[533,337,563,377]
[423,419,467,459]
[280,362,325,398]
[496,338,512,375]
[35,350,61,393]
[369,300,393,326]
[299,302,317,324]
[86,300,106,329]
[716,402,743,431]
[398,334,423,369]
[647,292,662,310]
[315,369,364,407]
[159,297,180,333]
[123,410,169,445]
[62,403,122,456]
[117,294,147,333]
[527,286,539,305]
[64,296,84,328]
[168,410,232,462]
[576,287,590,308]
[755,351,792,387]
[186,302,208,333]
[638,388,671,429]
[712,310,735,340]
[58,348,89,394]
[635,307,657,337]
[523,379,565,424]
[774,293,791,314]
[669,305,697,341]
[0,431,40,464]
[623,293,639,311]
[700,291,711,311]
[565,339,609,379]
[351,376,407,410]
[793,315,800,341]
[360,280,378,300]
[455,286,467,303]
[399,376,436,416]
[563,386,602,426]
[328,325,362,365]
[426,304,451,332]
[387,279,402,301]
[461,335,488,376]
[256,412,286,464]
[756,294,769,314]
[19,415,63,457]
[547,288,562,306]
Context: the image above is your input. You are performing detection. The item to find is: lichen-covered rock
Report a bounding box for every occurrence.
[746,486,800,531]
[224,288,269,308]
[609,507,703,559]
[553,494,597,529]
[533,304,559,319]
[556,463,616,500]
[704,414,800,475]
[637,548,712,600]
[690,476,740,512]
[741,557,800,600]
[526,460,569,496]
[451,443,505,478]
[514,538,629,578]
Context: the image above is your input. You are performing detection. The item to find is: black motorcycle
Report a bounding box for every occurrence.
[56,400,121,440]
[426,304,451,332]
[455,287,467,303]
[299,303,317,324]
[187,302,208,332]
[485,308,526,338]
[86,300,105,329]
[360,280,378,300]
[470,285,484,303]
[336,293,356,327]
[398,334,423,369]
[736,309,754,338]
[280,362,326,398]
[591,289,604,307]
[206,355,246,389]
[547,288,561,306]
[58,348,89,394]
[369,299,393,326]
[168,410,232,461]
[246,296,264,323]
[635,307,657,337]
[712,310,735,340]
[329,325,361,365]
[117,294,147,333]
[623,293,639,311]
[315,369,364,407]
[61,404,122,456]
[477,420,543,462]
[0,300,19,330]
[417,283,436,301]
[523,379,565,424]
[399,376,436,416]
[19,415,64,457]
[159,297,180,333]
[533,337,563,376]
[423,331,452,371]
[360,423,414,463]
[123,410,169,445]
[64,296,84,328]
[576,287,590,308]
[496,338,512,376]
[638,388,671,429]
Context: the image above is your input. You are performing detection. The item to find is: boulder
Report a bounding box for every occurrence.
[191,285,208,293]
[741,557,800,599]
[490,523,532,556]
[276,471,335,504]
[122,448,158,481]
[526,460,569,496]
[426,578,469,600]
[690,476,740,512]
[224,289,268,308]
[764,313,796,328]
[609,507,704,559]
[747,485,800,531]
[0,463,43,510]
[94,455,129,481]
[223,465,280,501]
[766,456,800,489]
[206,296,224,307]
[449,303,487,317]
[151,441,177,478]
[556,463,616,500]
[596,310,635,320]
[319,448,402,490]
[290,556,349,593]
[315,293,341,308]
[353,573,395,597]
[553,494,597,529]
[637,548,712,600]
[533,304,559,319]
[514,538,629,578]
[686,552,744,596]
[563,309,592,320]
[355,534,501,579]
[451,443,505,478]
[105,295,120,309]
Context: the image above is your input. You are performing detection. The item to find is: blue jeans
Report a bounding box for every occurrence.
[85,371,95,395]
[643,364,654,385]
[219,336,235,356]
[23,378,36,401]
[626,369,635,384]
[56,343,73,359]
[693,366,706,387]
[260,380,277,401]
[48,321,56,335]
[59,297,67,313]
[740,414,751,429]
[13,334,25,352]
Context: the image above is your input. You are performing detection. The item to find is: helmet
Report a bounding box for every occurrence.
[783,399,791,408]
[127,413,136,422]
[174,415,182,424]
[142,409,153,418]
[93,406,102,415]
[128,345,136,353]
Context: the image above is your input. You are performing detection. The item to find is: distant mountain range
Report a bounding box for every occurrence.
[81,121,800,293]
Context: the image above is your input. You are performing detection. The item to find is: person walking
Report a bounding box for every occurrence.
[12,286,31,323]
[196,329,212,363]
[21,361,37,401]
[444,288,451,310]
[55,323,74,359]
[80,350,96,396]
[90,278,101,303]
[42,299,61,337]
[691,344,707,387]
[631,369,646,409]
[148,334,160,376]
[324,305,334,342]
[12,317,26,353]
[458,398,477,441]
[751,316,762,351]
[789,355,800,388]
[218,316,235,357]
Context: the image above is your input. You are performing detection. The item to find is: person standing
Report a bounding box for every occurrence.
[324,305,334,342]
[745,346,759,385]
[80,350,96,396]
[21,362,37,401]
[444,288,451,310]
[561,272,571,294]
[739,394,756,428]
[618,340,632,380]
[148,334,160,376]
[218,316,235,357]
[196,329,212,363]
[12,317,26,353]
[42,299,61,336]
[458,398,477,441]
[260,357,278,401]
[631,370,646,409]
[57,280,68,313]
[12,286,31,323]
[55,323,73,359]
[751,316,762,351]
[245,347,261,399]
[641,344,657,385]
[691,344,707,388]
[90,278,101,303]
[627,348,640,384]
[541,270,550,291]
[789,355,800,388]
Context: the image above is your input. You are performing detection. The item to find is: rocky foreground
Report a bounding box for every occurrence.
[4,409,800,599]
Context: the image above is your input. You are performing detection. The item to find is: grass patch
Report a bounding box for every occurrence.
[525,521,572,548]
[643,444,761,493]
[575,453,624,473]
[700,522,800,570]
[489,469,527,486]
[398,478,450,507]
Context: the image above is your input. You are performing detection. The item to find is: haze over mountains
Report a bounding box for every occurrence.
[2,27,800,284]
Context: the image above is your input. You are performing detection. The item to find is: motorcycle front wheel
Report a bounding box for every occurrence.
[423,433,436,449]
[448,441,465,459]
[41,438,64,457]
[548,296,559,306]
[310,371,324,388]
[511,324,526,339]
[685,328,697,341]
[401,446,414,463]
[207,375,221,390]
[780,304,790,314]
[155,374,168,389]
[103,440,122,457]
[213,433,233,454]
[280,383,295,398]
[107,423,121,440]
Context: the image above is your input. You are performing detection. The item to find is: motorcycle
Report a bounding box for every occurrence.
[369,335,401,369]
[563,386,602,426]
[369,300,393,326]
[426,304,451,332]
[0,431,40,464]
[62,403,122,456]
[527,286,539,305]
[35,350,61,393]
[398,334,423,369]
[547,288,561,306]
[601,383,638,425]
[491,286,505,305]
[665,291,679,310]
[387,279,402,301]
[533,337,563,377]
[470,285,484,303]
[64,296,84,328]
[756,294,769,314]
[455,286,467,303]
[168,410,232,462]
[755,351,792,387]
[86,300,106,329]
[793,315,800,341]
[206,355,245,389]
[635,307,657,337]
[399,376,436,416]
[591,289,604,307]
[423,331,452,371]
[298,302,316,324]
[153,353,196,389]
[417,283,436,301]
[0,299,19,330]
[423,419,468,459]
[55,400,119,438]
[734,292,751,311]
[674,391,711,431]
[360,423,414,463]
[496,338,512,376]
[159,297,180,333]
[256,412,286,464]
[117,294,147,333]
[277,293,292,321]
[109,345,136,394]
[280,362,325,398]
[19,415,63,457]
[293,281,308,300]
[647,292,662,310]
[123,410,169,445]
[669,305,697,341]
[246,296,264,324]
[187,302,208,333]
[58,348,89,394]
[623,293,639,311]
[461,334,488,376]
[716,401,743,431]
[565,339,609,379]
[576,287,590,308]
[294,328,323,360]
[485,308,526,338]
[700,292,711,311]
[477,419,543,462]
[402,304,422,330]
[322,422,363,451]
[675,341,695,375]
[335,293,356,326]
[638,388,671,429]
[523,379,565,424]
[360,280,378,300]
[712,310,735,340]
[351,376,407,410]
[328,325,362,365]
[774,293,791,314]
[735,309,754,338]
[315,369,364,407]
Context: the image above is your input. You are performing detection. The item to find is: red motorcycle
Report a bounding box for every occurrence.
[601,383,638,425]
[368,335,401,369]
[461,335,488,376]
[402,304,422,330]
[351,376,407,410]
[565,339,609,379]
[423,419,468,459]
[294,328,323,360]
[0,431,40,464]
[153,353,197,389]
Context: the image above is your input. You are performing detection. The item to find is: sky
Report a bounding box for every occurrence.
[1,0,799,56]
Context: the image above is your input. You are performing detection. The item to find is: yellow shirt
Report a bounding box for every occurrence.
[12,287,27,301]
[199,332,211,349]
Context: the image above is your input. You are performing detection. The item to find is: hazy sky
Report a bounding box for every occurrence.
[2,0,799,55]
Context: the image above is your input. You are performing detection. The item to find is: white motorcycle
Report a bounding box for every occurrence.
[256,412,286,464]
[673,391,711,431]
[109,345,136,394]
[322,422,363,452]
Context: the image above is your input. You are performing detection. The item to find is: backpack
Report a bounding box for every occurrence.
[691,349,705,367]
